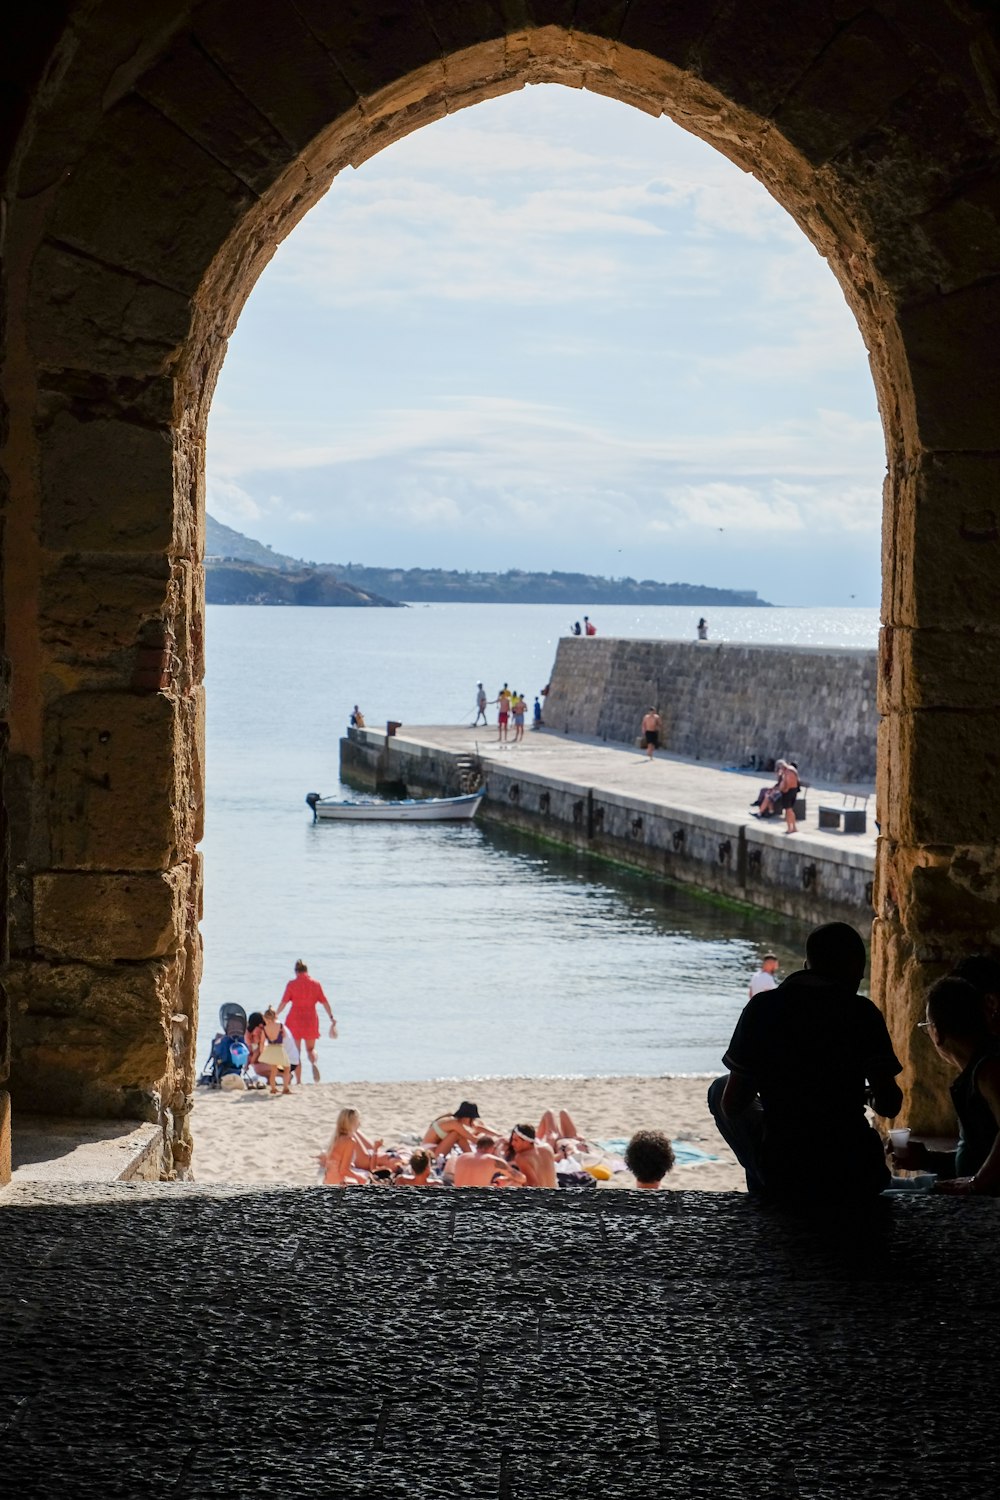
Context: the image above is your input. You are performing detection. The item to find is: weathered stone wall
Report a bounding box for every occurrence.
[545,639,878,786]
[2,2,1000,1179]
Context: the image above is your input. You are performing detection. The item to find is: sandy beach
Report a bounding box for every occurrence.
[191,1074,743,1191]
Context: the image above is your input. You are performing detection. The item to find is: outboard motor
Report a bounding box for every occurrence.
[306,792,321,821]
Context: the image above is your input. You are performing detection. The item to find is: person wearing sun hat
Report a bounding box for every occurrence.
[421,1100,497,1155]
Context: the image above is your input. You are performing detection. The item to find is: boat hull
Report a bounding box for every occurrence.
[312,791,484,822]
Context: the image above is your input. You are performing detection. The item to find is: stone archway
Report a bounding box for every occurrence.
[3,4,1000,1177]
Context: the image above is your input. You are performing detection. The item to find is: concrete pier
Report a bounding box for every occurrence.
[340,726,876,926]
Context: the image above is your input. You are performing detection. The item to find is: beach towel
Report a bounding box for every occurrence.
[597,1139,719,1168]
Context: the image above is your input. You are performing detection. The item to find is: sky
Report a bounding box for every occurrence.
[206,85,885,607]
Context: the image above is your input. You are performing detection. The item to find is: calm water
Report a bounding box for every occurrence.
[200,603,878,1079]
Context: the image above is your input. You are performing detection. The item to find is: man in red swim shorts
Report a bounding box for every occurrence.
[276,959,337,1085]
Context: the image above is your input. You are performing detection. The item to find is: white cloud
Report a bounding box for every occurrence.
[209,86,883,600]
[204,476,265,526]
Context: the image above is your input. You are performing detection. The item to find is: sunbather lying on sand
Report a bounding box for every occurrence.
[448,1135,527,1188]
[536,1108,590,1158]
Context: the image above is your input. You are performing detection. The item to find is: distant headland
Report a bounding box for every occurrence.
[205,515,771,608]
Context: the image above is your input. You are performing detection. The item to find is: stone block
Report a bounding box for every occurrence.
[913,175,1000,297]
[878,625,1000,714]
[293,0,443,98]
[883,452,1000,630]
[406,1,525,58]
[39,409,175,553]
[44,691,191,870]
[40,553,173,678]
[7,957,180,1117]
[571,2,629,41]
[137,32,297,196]
[50,96,255,298]
[772,12,923,166]
[194,0,359,153]
[897,280,1000,452]
[688,1,844,122]
[885,710,1000,846]
[620,0,723,74]
[34,867,189,964]
[29,243,192,380]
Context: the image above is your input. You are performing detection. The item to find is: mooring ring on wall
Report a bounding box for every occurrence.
[748,848,762,875]
[630,817,643,838]
[802,863,818,890]
[864,880,874,907]
[539,791,551,814]
[508,783,520,803]
[593,806,605,828]
[717,839,732,864]
[572,799,584,825]
[672,828,685,851]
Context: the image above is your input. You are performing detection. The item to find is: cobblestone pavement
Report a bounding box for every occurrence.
[1,1183,996,1498]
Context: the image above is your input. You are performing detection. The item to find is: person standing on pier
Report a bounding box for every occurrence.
[473,681,488,726]
[697,617,708,640]
[641,707,662,759]
[512,691,526,742]
[277,959,337,1085]
[497,684,512,744]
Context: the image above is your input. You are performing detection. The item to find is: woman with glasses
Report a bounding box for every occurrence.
[892,977,1000,1195]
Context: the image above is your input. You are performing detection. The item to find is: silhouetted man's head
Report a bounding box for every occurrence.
[804,923,866,990]
[925,977,992,1055]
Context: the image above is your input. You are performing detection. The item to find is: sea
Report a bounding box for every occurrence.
[201,603,879,1082]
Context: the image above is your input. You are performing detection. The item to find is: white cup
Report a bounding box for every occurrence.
[888,1127,910,1153]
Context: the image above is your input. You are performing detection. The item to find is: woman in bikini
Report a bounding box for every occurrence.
[259,1007,292,1095]
[319,1107,398,1185]
[422,1101,496,1156]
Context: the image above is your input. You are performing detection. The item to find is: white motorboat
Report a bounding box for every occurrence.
[306,789,484,823]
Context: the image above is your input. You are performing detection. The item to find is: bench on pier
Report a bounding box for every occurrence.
[818,798,868,834]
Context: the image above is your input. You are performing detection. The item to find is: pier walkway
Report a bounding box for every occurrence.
[343,726,876,924]
[399,725,875,861]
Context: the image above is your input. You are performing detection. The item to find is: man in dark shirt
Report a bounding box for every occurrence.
[708,923,903,1203]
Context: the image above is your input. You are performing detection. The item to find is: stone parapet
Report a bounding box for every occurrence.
[545,638,878,786]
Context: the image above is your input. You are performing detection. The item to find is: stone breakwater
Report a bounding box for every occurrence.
[340,726,876,927]
[544,638,878,787]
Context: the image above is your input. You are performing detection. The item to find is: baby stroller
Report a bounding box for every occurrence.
[199,1002,251,1090]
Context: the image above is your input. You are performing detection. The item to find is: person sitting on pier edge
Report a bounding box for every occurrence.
[750,761,786,818]
[707,922,903,1205]
[584,616,597,636]
[571,621,582,636]
[891,977,1000,1196]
